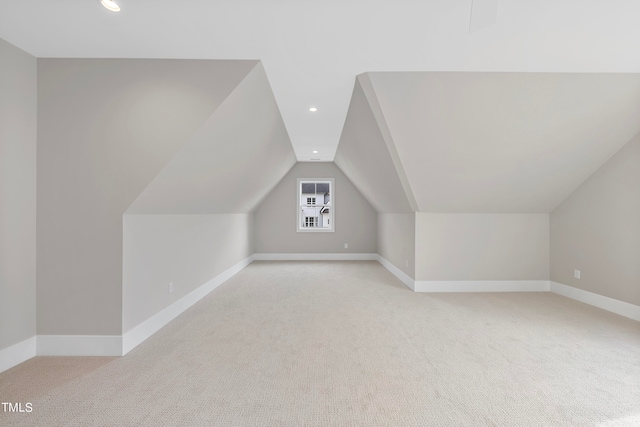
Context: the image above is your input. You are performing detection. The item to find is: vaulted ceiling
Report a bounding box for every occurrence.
[337,72,640,213]
[127,62,296,214]
[2,0,640,162]
[4,1,640,215]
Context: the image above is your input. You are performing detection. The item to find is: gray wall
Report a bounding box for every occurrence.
[415,213,549,281]
[377,214,415,279]
[125,63,296,215]
[551,133,640,306]
[254,162,377,254]
[0,38,37,351]
[123,214,253,332]
[37,59,256,335]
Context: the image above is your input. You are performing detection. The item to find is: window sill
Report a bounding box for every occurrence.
[296,228,335,233]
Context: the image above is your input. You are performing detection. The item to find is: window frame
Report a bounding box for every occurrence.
[304,216,318,228]
[297,178,334,233]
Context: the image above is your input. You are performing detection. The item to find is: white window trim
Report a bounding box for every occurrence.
[297,178,335,233]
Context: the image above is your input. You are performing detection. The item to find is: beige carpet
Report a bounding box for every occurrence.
[1,261,639,426]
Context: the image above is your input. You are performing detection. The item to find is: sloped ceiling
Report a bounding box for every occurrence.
[37,58,260,216]
[126,62,296,214]
[3,1,640,161]
[334,78,413,214]
[362,72,640,213]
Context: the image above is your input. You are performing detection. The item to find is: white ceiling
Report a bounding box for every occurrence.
[335,77,414,214]
[366,72,640,213]
[2,0,640,161]
[127,63,296,214]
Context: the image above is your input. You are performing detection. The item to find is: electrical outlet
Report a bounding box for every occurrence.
[168,282,174,294]
[574,270,581,279]
[405,259,409,268]
[344,243,348,249]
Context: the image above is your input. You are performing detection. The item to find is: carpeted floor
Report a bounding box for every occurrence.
[1,261,639,426]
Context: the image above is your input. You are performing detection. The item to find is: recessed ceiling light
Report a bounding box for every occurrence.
[312,150,318,154]
[100,0,121,12]
[308,107,318,112]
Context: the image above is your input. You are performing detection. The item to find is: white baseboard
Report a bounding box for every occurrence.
[4,256,256,362]
[550,281,640,322]
[376,255,415,290]
[37,335,122,356]
[0,336,36,374]
[122,255,254,355]
[253,253,378,261]
[413,280,550,293]
[373,256,550,294]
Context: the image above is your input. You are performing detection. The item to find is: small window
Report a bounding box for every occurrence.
[304,217,318,227]
[297,178,334,232]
